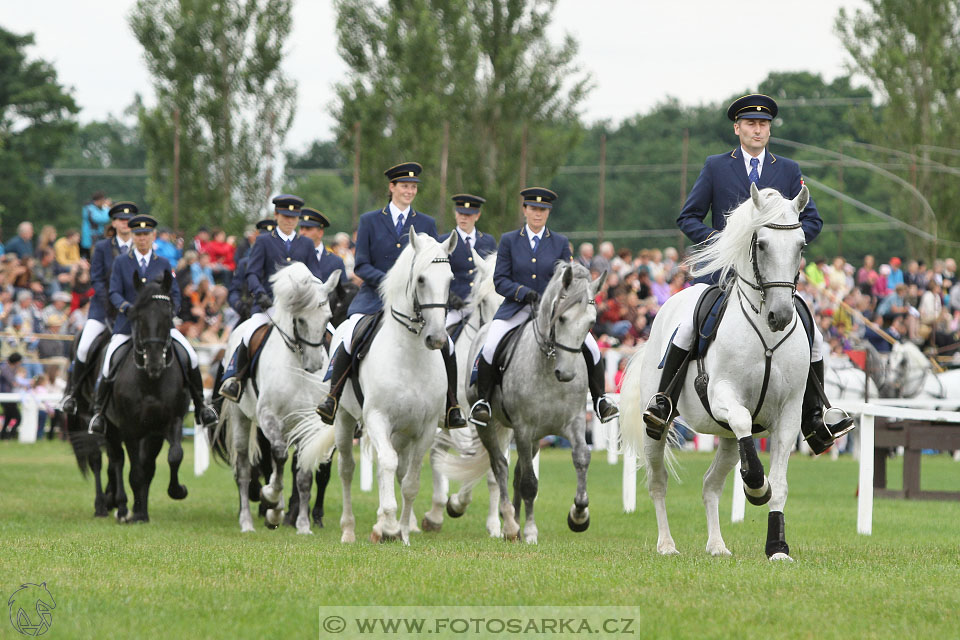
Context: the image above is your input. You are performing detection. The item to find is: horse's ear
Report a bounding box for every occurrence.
[133,269,142,292]
[750,182,762,211]
[561,263,573,289]
[590,270,608,297]
[793,184,810,212]
[162,269,172,293]
[442,230,458,255]
[320,270,341,297]
[408,226,419,252]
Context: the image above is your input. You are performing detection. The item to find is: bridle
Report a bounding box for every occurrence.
[391,257,451,335]
[133,294,174,370]
[270,298,330,355]
[532,292,594,359]
[736,221,803,315]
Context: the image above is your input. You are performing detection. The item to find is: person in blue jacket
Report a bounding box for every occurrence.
[469,187,618,427]
[644,94,852,454]
[440,194,497,337]
[298,207,347,285]
[61,202,136,415]
[227,218,275,324]
[219,196,326,401]
[88,215,217,434]
[80,191,111,259]
[315,162,466,429]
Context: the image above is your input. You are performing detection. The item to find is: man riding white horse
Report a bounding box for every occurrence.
[219,195,326,402]
[315,162,466,429]
[440,194,498,339]
[642,94,853,454]
[469,187,618,427]
[88,214,218,434]
[61,202,135,415]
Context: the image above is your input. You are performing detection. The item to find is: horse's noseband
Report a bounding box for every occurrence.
[391,257,450,335]
[272,300,330,355]
[533,293,594,359]
[737,221,803,314]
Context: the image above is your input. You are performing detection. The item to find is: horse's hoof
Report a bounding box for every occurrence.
[567,511,590,533]
[168,484,188,500]
[260,486,280,508]
[94,509,108,518]
[341,531,355,544]
[707,543,732,557]
[768,552,794,562]
[312,515,324,528]
[265,508,283,528]
[282,510,297,527]
[296,527,314,535]
[503,528,520,542]
[421,516,442,532]
[745,482,771,506]
[370,530,381,543]
[446,498,466,518]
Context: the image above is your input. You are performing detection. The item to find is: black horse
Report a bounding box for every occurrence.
[102,271,191,523]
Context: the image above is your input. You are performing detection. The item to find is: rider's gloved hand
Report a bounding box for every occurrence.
[256,293,273,310]
[523,290,540,305]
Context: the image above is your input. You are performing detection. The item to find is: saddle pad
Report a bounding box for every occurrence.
[248,324,273,388]
[494,321,528,373]
[694,285,728,359]
[348,310,385,408]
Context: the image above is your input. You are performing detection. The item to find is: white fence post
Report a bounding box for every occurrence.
[607,417,619,465]
[857,412,874,535]
[731,461,745,523]
[360,434,373,492]
[622,449,637,513]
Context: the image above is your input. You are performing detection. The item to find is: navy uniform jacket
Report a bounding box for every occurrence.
[348,205,439,316]
[440,229,498,302]
[109,251,181,335]
[228,256,251,317]
[89,236,130,322]
[677,148,823,245]
[315,245,348,285]
[493,227,571,321]
[245,230,324,312]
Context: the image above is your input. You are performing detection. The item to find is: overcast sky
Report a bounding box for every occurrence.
[7,0,868,152]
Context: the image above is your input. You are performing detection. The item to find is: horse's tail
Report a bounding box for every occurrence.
[287,412,336,472]
[207,405,231,466]
[434,425,510,485]
[66,415,102,478]
[618,343,681,482]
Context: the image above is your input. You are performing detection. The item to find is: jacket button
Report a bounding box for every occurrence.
[532,274,537,279]
[141,278,147,283]
[469,269,474,274]
[396,243,401,248]
[532,258,536,263]
[467,257,473,262]
[286,257,291,261]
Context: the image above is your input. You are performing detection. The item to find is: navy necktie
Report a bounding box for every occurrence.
[139,257,147,271]
[532,235,540,252]
[466,236,472,252]
[396,213,405,236]
[749,157,760,185]
[284,237,292,252]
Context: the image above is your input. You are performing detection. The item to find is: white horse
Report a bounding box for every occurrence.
[214,263,339,533]
[294,229,457,544]
[422,252,505,537]
[620,183,810,561]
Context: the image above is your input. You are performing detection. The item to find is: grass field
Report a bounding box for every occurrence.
[2,438,959,639]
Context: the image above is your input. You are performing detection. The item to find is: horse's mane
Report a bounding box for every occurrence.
[685,187,800,287]
[538,261,593,327]
[464,252,498,316]
[379,233,449,307]
[270,262,326,316]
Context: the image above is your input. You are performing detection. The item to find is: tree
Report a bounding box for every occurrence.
[837,0,960,255]
[333,0,589,234]
[283,141,368,235]
[0,27,78,236]
[131,0,296,234]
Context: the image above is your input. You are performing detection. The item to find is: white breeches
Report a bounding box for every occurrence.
[238,310,274,346]
[668,283,822,362]
[77,319,107,363]
[445,308,465,330]
[480,309,600,365]
[101,329,198,377]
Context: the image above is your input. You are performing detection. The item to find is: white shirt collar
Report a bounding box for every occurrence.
[117,237,132,250]
[525,225,544,249]
[276,228,296,242]
[456,227,477,245]
[133,248,152,263]
[741,146,765,178]
[389,202,411,227]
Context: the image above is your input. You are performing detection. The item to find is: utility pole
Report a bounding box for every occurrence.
[517,123,528,227]
[439,121,450,231]
[352,121,361,230]
[679,129,689,250]
[597,133,606,243]
[172,107,181,232]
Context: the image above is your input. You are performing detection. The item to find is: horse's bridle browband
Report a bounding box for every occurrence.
[737,221,803,314]
[392,257,450,335]
[532,293,595,359]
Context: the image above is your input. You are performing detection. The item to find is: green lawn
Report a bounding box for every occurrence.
[1,439,959,639]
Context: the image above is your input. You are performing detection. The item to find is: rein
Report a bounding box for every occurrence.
[736,221,803,314]
[532,293,594,359]
[391,257,450,335]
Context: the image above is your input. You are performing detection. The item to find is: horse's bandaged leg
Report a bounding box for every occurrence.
[583,332,601,365]
[737,436,767,491]
[765,510,790,558]
[77,319,106,363]
[101,334,131,377]
[170,329,199,368]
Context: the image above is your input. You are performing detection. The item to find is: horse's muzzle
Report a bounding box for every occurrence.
[555,368,575,383]
[424,334,447,350]
[767,309,791,332]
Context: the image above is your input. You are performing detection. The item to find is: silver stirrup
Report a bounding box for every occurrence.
[595,394,619,424]
[468,399,491,427]
[218,378,241,402]
[823,406,855,438]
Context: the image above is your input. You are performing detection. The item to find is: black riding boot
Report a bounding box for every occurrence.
[218,342,249,402]
[801,360,855,455]
[316,345,351,425]
[468,357,498,427]
[188,366,218,429]
[583,345,618,423]
[642,343,691,440]
[88,376,114,434]
[442,347,467,429]
[61,357,91,415]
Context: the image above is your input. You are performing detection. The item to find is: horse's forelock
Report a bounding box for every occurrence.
[271,263,325,315]
[541,262,593,325]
